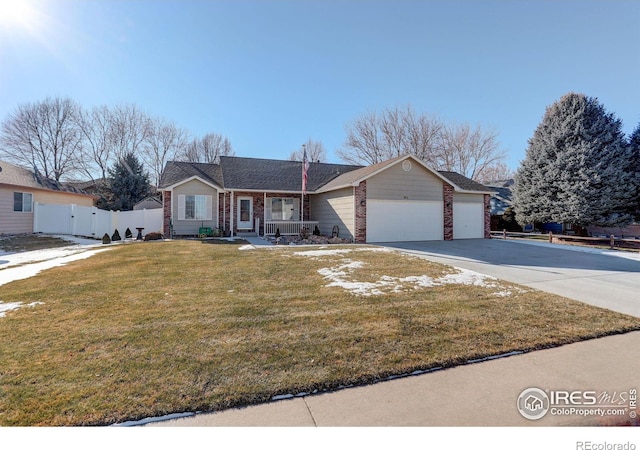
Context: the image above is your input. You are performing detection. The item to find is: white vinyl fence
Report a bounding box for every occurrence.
[34,203,163,239]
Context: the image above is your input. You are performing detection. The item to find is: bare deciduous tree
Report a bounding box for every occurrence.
[435,123,506,181]
[337,109,385,165]
[472,162,513,183]
[289,138,328,162]
[1,97,236,186]
[75,105,114,181]
[142,118,189,187]
[109,103,152,161]
[0,96,82,181]
[338,105,508,180]
[177,132,234,164]
[337,106,444,165]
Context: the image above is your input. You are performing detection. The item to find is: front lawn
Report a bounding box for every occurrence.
[0,240,638,426]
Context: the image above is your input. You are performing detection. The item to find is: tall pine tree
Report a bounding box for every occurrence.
[514,93,635,228]
[107,152,151,211]
[628,123,640,221]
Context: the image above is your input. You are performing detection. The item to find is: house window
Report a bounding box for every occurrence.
[267,198,298,220]
[13,192,33,212]
[178,194,212,220]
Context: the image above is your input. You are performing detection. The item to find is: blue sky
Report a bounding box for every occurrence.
[1,0,638,171]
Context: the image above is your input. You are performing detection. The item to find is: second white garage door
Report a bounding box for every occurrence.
[367,200,443,242]
[453,202,484,239]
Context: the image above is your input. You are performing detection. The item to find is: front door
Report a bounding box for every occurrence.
[237,197,253,230]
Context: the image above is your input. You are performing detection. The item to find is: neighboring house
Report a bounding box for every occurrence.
[159,154,492,243]
[0,160,95,234]
[133,195,163,211]
[485,179,522,231]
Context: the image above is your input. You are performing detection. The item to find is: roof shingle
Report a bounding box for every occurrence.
[0,160,90,195]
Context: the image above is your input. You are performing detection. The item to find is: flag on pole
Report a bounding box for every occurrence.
[302,145,309,195]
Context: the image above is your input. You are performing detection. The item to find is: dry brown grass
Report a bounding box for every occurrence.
[0,240,638,426]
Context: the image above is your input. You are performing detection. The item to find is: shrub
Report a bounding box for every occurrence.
[125,228,133,239]
[102,233,111,244]
[143,232,164,241]
[313,225,321,236]
[111,229,121,241]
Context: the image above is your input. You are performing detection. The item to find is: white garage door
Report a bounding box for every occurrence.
[453,203,484,239]
[367,200,443,242]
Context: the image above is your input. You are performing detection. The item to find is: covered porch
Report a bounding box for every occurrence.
[264,220,319,236]
[226,191,316,237]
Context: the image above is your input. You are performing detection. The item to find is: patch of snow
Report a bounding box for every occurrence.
[0,248,111,288]
[53,235,101,246]
[397,275,436,288]
[492,291,513,297]
[0,302,23,317]
[294,249,353,257]
[355,247,395,253]
[315,256,517,297]
[238,245,256,251]
[436,268,499,287]
[0,301,44,318]
[0,245,100,269]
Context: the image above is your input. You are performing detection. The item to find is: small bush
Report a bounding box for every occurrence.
[102,233,111,244]
[313,225,321,236]
[125,228,133,239]
[143,232,164,241]
[111,229,121,241]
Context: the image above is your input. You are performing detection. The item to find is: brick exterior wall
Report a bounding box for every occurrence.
[354,181,367,243]
[230,192,264,234]
[484,194,491,239]
[163,191,171,237]
[443,183,454,241]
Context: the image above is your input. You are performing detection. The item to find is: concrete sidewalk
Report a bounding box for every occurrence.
[146,331,640,427]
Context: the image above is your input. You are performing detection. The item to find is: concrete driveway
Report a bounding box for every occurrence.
[381,239,640,318]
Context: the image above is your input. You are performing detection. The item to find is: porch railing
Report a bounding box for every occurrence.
[264,221,319,236]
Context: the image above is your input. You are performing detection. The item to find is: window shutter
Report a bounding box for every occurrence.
[206,195,213,220]
[178,195,185,220]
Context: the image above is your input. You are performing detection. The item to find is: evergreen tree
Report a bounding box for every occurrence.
[107,152,151,211]
[628,123,640,221]
[514,93,634,228]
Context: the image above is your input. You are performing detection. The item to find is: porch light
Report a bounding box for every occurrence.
[360,200,366,206]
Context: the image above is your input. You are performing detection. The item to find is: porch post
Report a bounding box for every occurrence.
[263,192,267,237]
[230,191,234,237]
